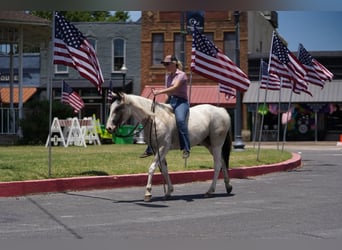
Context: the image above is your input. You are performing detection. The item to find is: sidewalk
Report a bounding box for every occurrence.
[247,141,340,151]
[0,144,304,197]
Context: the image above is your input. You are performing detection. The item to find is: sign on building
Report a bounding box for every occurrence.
[186,11,205,33]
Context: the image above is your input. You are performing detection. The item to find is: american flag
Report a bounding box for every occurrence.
[191,27,250,92]
[298,43,333,88]
[53,12,104,94]
[268,32,311,96]
[107,80,114,102]
[260,59,281,91]
[62,80,84,113]
[218,83,236,98]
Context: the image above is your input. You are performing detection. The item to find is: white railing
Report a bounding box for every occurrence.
[0,108,19,134]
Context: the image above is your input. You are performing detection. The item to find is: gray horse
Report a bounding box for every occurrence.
[106,92,233,201]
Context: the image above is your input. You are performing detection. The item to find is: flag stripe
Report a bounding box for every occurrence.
[218,83,236,98]
[191,52,250,92]
[260,59,281,91]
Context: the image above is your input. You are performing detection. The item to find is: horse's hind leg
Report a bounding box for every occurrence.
[205,147,221,197]
[159,159,174,199]
[221,165,233,194]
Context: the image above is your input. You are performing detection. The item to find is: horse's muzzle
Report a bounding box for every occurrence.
[106,126,116,134]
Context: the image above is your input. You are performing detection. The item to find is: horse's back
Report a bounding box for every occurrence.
[189,104,230,125]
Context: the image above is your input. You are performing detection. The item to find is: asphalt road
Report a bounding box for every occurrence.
[1,143,341,240]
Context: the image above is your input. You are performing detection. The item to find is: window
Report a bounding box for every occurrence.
[224,32,236,61]
[55,64,68,74]
[173,33,183,62]
[152,33,164,65]
[113,38,125,72]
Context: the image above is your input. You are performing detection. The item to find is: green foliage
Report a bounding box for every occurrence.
[29,11,130,22]
[107,11,130,22]
[19,100,74,145]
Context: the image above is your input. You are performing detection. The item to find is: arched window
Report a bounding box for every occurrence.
[113,38,125,72]
[87,37,97,51]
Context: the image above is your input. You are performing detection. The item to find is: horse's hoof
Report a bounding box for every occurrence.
[164,194,172,200]
[144,195,152,202]
[226,184,233,194]
[204,192,214,198]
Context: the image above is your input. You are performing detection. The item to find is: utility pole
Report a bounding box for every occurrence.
[233,11,245,151]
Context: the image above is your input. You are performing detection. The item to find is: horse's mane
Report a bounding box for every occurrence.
[124,94,174,118]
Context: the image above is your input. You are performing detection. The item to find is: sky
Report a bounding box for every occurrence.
[277,11,342,52]
[129,11,342,52]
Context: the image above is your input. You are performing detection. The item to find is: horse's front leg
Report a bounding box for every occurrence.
[144,148,173,202]
[145,161,157,202]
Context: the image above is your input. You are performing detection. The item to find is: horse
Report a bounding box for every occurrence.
[106,92,233,202]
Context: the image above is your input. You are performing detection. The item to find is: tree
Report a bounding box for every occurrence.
[29,11,130,22]
[108,11,130,22]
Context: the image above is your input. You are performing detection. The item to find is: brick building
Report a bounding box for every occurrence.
[140,11,275,134]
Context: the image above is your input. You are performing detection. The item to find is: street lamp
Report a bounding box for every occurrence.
[233,11,245,151]
[120,64,128,92]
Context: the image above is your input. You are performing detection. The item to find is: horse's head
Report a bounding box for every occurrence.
[106,92,131,134]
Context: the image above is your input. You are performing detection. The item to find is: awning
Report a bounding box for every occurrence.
[0,87,37,104]
[141,85,236,107]
[243,80,342,104]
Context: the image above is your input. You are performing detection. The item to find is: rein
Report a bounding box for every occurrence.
[114,123,140,138]
[150,96,166,194]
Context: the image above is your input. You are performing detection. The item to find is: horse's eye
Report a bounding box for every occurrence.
[114,105,124,113]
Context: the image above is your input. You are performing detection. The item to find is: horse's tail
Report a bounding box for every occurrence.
[221,119,232,170]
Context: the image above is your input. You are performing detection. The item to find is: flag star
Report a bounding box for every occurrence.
[298,45,313,66]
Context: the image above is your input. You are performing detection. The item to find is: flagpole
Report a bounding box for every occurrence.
[47,11,56,177]
[188,71,192,105]
[216,85,219,106]
[268,30,281,151]
[282,82,294,152]
[253,59,263,148]
[276,78,283,150]
[257,70,270,161]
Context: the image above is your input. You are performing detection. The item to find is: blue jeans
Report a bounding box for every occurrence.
[168,96,190,152]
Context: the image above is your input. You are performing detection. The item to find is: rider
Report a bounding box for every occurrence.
[151,55,191,159]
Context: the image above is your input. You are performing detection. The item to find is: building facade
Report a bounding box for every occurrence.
[140,11,276,134]
[4,11,340,143]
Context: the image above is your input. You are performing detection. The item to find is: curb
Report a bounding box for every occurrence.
[0,153,301,198]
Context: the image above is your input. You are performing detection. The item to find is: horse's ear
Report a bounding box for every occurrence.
[118,91,125,102]
[112,91,125,102]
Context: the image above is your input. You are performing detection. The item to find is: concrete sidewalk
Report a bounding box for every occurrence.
[0,148,303,197]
